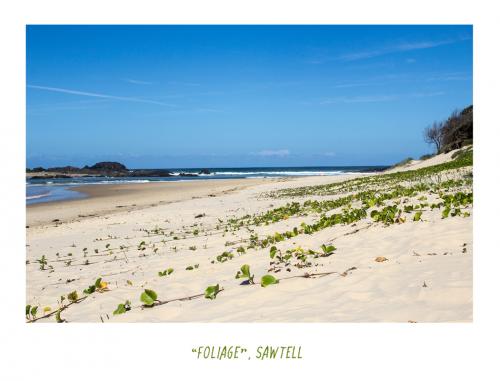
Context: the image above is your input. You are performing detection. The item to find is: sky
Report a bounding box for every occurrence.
[26,25,472,168]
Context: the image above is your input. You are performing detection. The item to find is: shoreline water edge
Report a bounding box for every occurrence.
[26,165,388,205]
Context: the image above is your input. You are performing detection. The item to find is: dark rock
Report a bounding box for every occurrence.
[128,169,173,177]
[28,161,178,178]
[89,162,127,171]
[178,172,198,177]
[46,166,82,173]
[27,166,46,173]
[199,168,211,175]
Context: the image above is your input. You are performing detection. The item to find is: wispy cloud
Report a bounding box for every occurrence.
[309,36,470,64]
[253,149,290,157]
[331,71,470,90]
[123,78,153,85]
[27,99,110,115]
[321,91,445,104]
[321,95,398,104]
[425,72,471,82]
[409,91,446,98]
[337,39,461,62]
[27,85,176,107]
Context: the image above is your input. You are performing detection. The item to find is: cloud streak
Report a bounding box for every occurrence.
[321,91,445,104]
[337,38,464,62]
[27,85,176,107]
[307,36,470,64]
[123,78,153,85]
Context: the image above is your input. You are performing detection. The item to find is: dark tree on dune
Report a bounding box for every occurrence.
[440,106,473,153]
[424,121,444,153]
[423,105,473,154]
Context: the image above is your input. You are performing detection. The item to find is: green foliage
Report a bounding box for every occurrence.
[67,290,78,302]
[158,268,174,277]
[216,251,234,263]
[37,255,47,270]
[140,289,158,306]
[113,300,131,315]
[82,278,107,294]
[320,244,336,256]
[26,304,39,320]
[370,205,405,225]
[260,275,279,287]
[441,192,473,218]
[55,309,64,323]
[235,264,254,284]
[413,211,423,221]
[419,153,434,160]
[391,157,413,168]
[269,246,277,259]
[204,284,221,300]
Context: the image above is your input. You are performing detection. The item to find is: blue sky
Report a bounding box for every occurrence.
[26,25,472,168]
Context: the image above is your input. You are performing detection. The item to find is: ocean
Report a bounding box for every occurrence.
[26,165,387,205]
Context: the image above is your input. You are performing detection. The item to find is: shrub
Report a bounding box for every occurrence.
[391,157,413,168]
[419,153,434,160]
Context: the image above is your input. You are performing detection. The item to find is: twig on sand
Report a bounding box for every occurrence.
[280,266,357,281]
[142,288,225,309]
[26,296,88,323]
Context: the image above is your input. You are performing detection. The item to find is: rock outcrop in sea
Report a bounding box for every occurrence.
[27,162,200,178]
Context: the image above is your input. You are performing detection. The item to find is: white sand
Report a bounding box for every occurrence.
[26,152,472,322]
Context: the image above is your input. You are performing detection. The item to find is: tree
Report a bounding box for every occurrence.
[440,108,473,153]
[424,121,444,153]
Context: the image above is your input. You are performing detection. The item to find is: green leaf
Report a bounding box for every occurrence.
[83,285,96,294]
[270,246,277,259]
[321,244,336,255]
[94,277,102,288]
[113,304,126,315]
[140,289,157,306]
[260,275,279,287]
[55,309,63,323]
[240,264,251,278]
[30,306,38,318]
[204,284,220,300]
[26,304,31,317]
[442,207,451,219]
[413,211,422,221]
[113,301,131,315]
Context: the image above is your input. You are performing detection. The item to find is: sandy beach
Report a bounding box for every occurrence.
[26,149,472,323]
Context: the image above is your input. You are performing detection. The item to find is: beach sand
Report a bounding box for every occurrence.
[26,155,472,323]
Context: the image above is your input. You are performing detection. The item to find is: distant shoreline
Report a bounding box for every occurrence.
[26,166,388,205]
